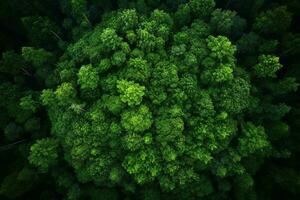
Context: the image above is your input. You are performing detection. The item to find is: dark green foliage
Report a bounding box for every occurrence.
[253,6,292,36]
[21,16,61,48]
[1,0,300,199]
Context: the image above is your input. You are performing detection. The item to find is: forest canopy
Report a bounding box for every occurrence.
[0,0,300,199]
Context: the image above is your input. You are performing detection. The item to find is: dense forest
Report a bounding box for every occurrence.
[0,0,300,199]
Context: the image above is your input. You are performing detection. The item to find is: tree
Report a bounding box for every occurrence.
[117,80,145,106]
[254,55,283,78]
[29,138,59,172]
[77,64,99,90]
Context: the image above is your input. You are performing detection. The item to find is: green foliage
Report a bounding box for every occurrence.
[77,64,99,89]
[269,77,299,96]
[189,0,216,18]
[121,105,153,132]
[0,168,39,199]
[40,89,56,106]
[214,78,251,114]
[100,28,122,51]
[253,6,292,35]
[21,16,60,48]
[4,122,23,141]
[69,0,88,23]
[201,35,236,84]
[210,9,236,36]
[121,58,150,82]
[1,0,300,199]
[238,122,271,157]
[55,82,77,106]
[117,80,145,106]
[254,55,283,78]
[20,95,38,112]
[22,47,54,68]
[29,138,59,172]
[23,2,296,197]
[0,51,25,74]
[123,147,160,184]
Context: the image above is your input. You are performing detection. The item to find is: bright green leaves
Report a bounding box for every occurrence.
[137,9,172,44]
[205,35,236,63]
[215,119,237,141]
[117,80,145,106]
[254,55,283,78]
[188,147,213,165]
[123,148,160,184]
[40,89,56,106]
[188,118,237,167]
[77,64,99,89]
[161,145,177,162]
[58,60,76,82]
[117,9,139,32]
[100,28,122,51]
[201,64,234,83]
[55,83,77,106]
[59,113,115,184]
[69,103,86,114]
[122,132,152,151]
[122,133,144,151]
[154,107,186,166]
[132,10,171,52]
[238,122,271,157]
[137,29,159,52]
[29,138,59,172]
[201,36,236,84]
[121,105,153,133]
